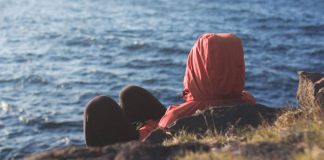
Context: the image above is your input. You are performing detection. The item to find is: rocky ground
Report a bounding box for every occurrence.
[25,71,324,160]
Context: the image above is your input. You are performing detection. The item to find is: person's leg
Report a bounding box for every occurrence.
[119,85,166,123]
[84,96,138,147]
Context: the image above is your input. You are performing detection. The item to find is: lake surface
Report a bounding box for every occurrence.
[0,0,323,159]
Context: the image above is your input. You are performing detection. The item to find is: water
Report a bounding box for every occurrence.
[0,0,323,159]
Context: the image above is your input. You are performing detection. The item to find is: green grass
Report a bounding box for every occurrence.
[165,107,324,160]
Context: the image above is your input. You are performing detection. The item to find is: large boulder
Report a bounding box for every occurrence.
[25,140,297,160]
[26,104,283,159]
[24,141,210,160]
[297,71,324,110]
[145,103,282,144]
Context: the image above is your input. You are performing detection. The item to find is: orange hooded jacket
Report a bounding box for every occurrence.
[139,33,256,140]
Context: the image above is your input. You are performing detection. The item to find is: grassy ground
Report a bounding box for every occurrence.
[164,106,324,160]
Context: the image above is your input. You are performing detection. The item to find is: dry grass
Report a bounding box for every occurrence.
[167,106,324,160]
[293,146,324,160]
[174,151,245,160]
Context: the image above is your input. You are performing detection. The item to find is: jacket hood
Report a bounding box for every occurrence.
[183,33,245,102]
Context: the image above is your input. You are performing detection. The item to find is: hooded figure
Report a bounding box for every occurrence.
[139,33,255,140]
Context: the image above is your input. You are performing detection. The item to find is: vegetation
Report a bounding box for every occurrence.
[164,106,324,160]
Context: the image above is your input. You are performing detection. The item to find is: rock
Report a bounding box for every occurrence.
[145,103,282,144]
[26,103,285,159]
[115,142,210,160]
[242,142,294,160]
[169,104,281,132]
[24,141,210,160]
[25,139,304,160]
[297,71,324,110]
[143,128,171,144]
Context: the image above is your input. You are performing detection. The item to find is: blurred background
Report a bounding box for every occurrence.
[0,0,323,159]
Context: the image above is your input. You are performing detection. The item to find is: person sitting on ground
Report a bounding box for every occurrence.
[83,33,256,147]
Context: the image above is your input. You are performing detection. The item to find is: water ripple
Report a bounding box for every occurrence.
[0,0,323,158]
